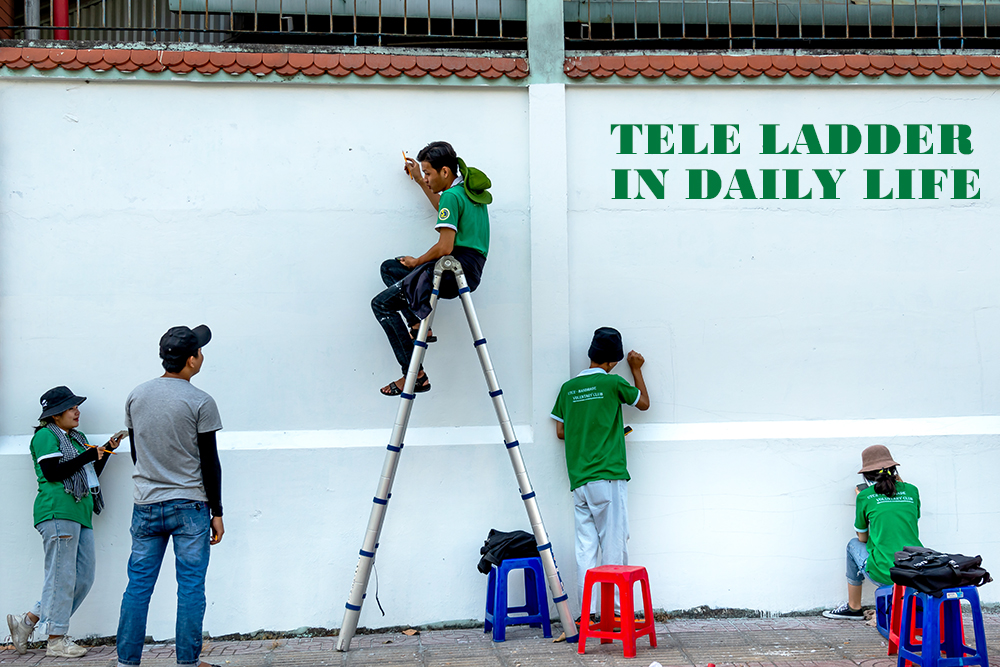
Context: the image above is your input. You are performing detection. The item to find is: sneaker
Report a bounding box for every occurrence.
[46,636,88,658]
[822,603,865,620]
[6,613,34,654]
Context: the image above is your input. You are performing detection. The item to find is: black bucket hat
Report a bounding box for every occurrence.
[39,386,87,420]
[588,327,625,364]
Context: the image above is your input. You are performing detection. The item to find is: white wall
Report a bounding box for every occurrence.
[1,76,999,640]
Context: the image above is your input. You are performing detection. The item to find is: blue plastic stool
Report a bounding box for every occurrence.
[897,586,988,667]
[876,585,895,640]
[484,557,552,642]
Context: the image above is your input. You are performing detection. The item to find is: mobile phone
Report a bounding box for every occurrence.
[856,482,869,491]
[113,429,128,441]
[624,425,633,437]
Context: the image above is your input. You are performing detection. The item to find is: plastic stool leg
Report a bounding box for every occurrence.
[485,566,497,635]
[578,572,594,655]
[640,573,657,648]
[494,564,510,642]
[600,581,616,644]
[620,579,637,659]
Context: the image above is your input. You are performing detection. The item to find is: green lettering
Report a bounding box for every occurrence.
[646,124,675,155]
[610,124,643,154]
[688,169,722,199]
[791,125,824,155]
[635,169,670,200]
[714,124,740,155]
[906,125,933,155]
[940,125,973,155]
[921,169,948,199]
[867,124,901,155]
[784,170,812,199]
[681,124,709,155]
[828,125,862,155]
[724,170,757,199]
[761,169,778,199]
[613,169,631,199]
[897,170,914,200]
[761,125,789,155]
[866,170,893,199]
[814,169,846,199]
[953,169,980,199]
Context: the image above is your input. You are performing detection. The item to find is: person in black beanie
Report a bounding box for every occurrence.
[550,327,649,609]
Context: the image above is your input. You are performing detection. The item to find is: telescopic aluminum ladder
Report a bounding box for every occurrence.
[335,255,578,651]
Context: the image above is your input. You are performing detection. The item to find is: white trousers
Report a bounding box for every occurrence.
[573,479,629,610]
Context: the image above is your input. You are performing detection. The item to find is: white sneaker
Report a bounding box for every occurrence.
[6,613,34,654]
[46,635,88,658]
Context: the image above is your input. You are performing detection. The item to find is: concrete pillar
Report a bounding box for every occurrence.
[526,0,565,83]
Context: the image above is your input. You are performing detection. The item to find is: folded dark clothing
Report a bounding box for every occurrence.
[402,247,486,320]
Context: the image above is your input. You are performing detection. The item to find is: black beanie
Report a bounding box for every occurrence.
[588,327,624,364]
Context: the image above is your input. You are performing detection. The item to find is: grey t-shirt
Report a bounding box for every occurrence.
[125,377,223,505]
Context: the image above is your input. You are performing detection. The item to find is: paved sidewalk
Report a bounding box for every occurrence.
[4,614,1000,667]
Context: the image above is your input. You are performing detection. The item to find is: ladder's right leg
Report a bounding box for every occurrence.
[336,275,442,652]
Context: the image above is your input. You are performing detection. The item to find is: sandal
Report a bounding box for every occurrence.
[410,325,437,343]
[380,379,404,396]
[380,374,431,396]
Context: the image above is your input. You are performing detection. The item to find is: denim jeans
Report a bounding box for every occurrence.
[846,537,871,586]
[33,519,95,635]
[116,500,211,666]
[371,258,420,372]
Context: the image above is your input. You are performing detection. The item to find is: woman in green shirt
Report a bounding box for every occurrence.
[6,386,123,658]
[824,444,921,619]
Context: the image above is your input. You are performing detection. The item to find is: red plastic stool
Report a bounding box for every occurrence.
[577,565,657,658]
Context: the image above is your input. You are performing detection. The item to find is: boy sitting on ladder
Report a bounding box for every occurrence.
[371,140,492,397]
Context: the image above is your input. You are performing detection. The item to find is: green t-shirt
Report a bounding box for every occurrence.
[550,369,641,491]
[435,183,489,258]
[30,428,95,529]
[855,481,922,585]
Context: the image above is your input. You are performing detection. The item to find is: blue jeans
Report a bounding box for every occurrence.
[846,537,872,586]
[117,500,211,666]
[33,519,95,635]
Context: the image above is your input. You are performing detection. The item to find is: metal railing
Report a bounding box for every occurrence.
[566,0,1000,48]
[5,0,525,45]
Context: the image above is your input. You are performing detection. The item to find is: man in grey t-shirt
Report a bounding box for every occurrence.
[116,325,224,667]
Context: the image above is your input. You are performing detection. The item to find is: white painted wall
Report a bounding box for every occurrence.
[1,77,998,641]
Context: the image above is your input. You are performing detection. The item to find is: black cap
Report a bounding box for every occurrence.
[588,327,624,364]
[159,325,212,364]
[39,386,87,420]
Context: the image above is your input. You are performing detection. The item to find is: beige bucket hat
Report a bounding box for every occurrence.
[858,444,901,474]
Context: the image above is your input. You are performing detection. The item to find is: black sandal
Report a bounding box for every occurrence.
[410,326,437,343]
[380,379,404,396]
[414,374,431,393]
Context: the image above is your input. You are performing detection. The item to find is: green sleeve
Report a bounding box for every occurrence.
[551,387,565,421]
[854,492,868,532]
[436,190,460,228]
[617,376,640,406]
[30,428,61,461]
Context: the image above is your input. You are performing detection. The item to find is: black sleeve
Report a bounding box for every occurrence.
[94,448,110,476]
[129,428,136,465]
[39,447,100,483]
[197,431,223,518]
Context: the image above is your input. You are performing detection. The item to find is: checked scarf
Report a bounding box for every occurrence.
[46,422,104,515]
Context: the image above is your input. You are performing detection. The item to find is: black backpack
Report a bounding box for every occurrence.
[477,529,538,574]
[889,546,992,597]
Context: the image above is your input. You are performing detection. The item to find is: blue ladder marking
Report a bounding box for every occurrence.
[431,289,440,295]
[521,491,535,500]
[373,497,388,505]
[414,340,428,349]
[537,542,552,552]
[505,440,519,449]
[553,594,568,603]
[490,389,503,397]
[387,444,401,452]
[459,287,471,294]
[474,338,486,346]
[346,603,361,611]
[401,393,415,400]
[360,549,375,557]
